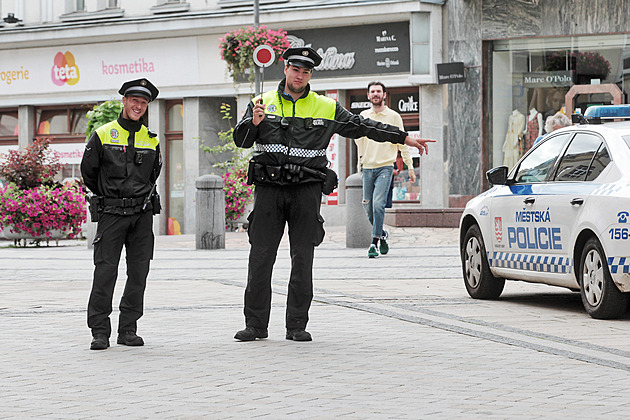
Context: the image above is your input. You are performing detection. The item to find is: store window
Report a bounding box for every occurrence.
[166,102,184,235]
[0,110,18,140]
[35,104,94,184]
[491,33,630,171]
[35,106,91,140]
[0,109,19,188]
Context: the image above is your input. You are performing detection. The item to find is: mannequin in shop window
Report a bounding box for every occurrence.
[503,109,525,169]
[524,107,543,151]
[530,87,567,122]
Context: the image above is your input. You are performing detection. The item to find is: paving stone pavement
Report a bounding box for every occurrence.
[2,225,630,419]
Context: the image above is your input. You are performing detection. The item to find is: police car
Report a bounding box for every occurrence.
[460,105,630,319]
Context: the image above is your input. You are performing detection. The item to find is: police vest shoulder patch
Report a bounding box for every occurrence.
[110,129,119,139]
[267,104,277,113]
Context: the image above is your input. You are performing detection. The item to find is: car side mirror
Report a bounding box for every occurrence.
[486,166,508,185]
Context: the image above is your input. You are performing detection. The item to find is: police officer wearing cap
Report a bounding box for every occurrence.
[81,78,162,350]
[233,47,435,342]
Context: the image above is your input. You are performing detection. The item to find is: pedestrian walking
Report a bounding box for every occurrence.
[356,81,416,258]
[81,78,161,350]
[232,47,435,342]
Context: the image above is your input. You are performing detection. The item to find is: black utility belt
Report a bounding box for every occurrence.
[102,197,145,207]
[247,161,338,195]
[247,162,325,185]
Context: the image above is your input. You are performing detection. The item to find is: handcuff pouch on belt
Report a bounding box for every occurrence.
[247,160,282,185]
[150,192,161,215]
[87,195,103,222]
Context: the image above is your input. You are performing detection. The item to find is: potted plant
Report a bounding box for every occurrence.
[201,103,254,226]
[86,100,123,138]
[219,25,290,82]
[0,138,86,246]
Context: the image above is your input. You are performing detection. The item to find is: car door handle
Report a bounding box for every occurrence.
[571,198,584,206]
[523,197,535,205]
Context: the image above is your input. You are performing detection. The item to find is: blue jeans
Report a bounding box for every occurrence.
[361,166,393,239]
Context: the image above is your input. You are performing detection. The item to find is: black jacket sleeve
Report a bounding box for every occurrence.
[333,102,407,144]
[233,101,259,149]
[80,131,103,195]
[151,143,162,184]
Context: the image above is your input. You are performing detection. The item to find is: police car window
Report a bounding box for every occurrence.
[623,135,630,150]
[554,133,601,182]
[514,133,571,183]
[585,143,611,181]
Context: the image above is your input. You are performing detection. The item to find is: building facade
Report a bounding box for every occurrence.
[0,0,448,235]
[447,0,630,201]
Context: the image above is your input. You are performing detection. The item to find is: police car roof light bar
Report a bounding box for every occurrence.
[573,105,630,125]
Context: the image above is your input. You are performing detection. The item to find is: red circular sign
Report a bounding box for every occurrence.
[253,45,275,68]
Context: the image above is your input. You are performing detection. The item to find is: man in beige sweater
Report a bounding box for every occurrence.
[356,82,417,258]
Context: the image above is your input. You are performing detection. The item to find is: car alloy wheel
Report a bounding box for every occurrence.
[579,237,629,319]
[461,224,505,299]
[464,236,482,289]
[582,249,604,307]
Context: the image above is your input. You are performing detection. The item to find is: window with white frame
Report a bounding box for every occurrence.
[151,0,190,14]
[41,0,54,23]
[97,0,119,9]
[218,0,288,7]
[65,0,85,13]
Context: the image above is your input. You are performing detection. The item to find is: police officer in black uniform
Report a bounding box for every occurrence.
[233,47,435,342]
[81,78,161,350]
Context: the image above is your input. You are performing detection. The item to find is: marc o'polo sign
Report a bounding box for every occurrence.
[523,71,573,88]
[437,62,465,84]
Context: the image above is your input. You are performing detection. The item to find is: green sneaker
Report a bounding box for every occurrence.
[379,230,389,255]
[368,244,379,258]
[379,238,389,255]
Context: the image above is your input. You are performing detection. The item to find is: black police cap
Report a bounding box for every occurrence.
[282,47,322,69]
[118,78,159,102]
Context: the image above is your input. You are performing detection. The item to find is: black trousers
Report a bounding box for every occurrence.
[87,211,154,337]
[244,183,325,330]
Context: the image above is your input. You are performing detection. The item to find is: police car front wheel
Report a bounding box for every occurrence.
[462,224,505,300]
[579,237,629,319]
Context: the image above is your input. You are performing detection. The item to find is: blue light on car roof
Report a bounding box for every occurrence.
[584,105,630,118]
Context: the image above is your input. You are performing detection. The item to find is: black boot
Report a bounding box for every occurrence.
[285,329,312,341]
[90,334,110,350]
[117,331,144,346]
[234,326,268,341]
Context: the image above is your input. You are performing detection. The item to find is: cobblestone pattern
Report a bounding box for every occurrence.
[1,226,629,418]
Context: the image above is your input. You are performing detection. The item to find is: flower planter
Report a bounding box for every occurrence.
[1,227,67,246]
[0,138,87,246]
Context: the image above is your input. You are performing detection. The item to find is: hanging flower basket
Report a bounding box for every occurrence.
[219,25,290,82]
[545,51,611,80]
